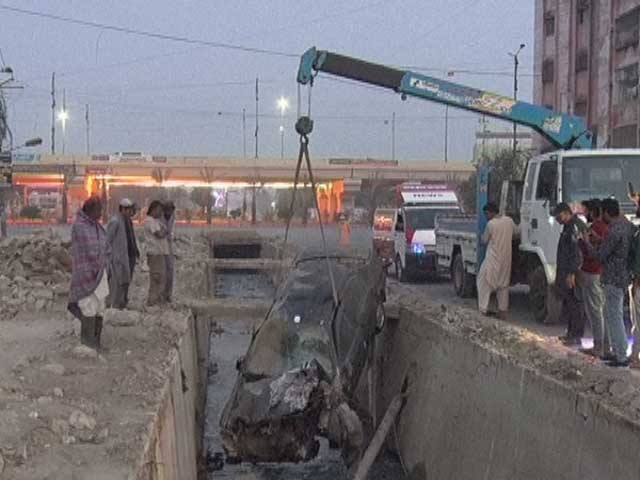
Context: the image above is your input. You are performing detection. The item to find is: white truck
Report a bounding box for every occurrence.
[392,183,462,282]
[436,149,640,323]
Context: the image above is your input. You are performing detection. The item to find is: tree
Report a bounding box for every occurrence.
[276,187,314,222]
[457,147,529,213]
[190,187,212,224]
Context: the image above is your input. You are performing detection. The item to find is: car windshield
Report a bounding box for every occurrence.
[406,207,460,230]
[563,156,640,207]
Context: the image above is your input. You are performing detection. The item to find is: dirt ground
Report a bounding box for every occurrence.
[0,231,211,480]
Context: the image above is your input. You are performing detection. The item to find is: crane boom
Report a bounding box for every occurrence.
[297,47,592,150]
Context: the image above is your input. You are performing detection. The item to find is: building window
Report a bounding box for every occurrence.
[615,63,639,104]
[575,49,589,73]
[612,124,638,148]
[574,97,588,117]
[577,0,589,25]
[542,59,554,84]
[615,8,640,50]
[544,11,555,37]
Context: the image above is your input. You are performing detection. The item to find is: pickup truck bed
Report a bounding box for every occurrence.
[435,214,478,297]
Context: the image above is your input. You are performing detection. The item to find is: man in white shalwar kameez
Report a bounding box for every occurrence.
[477,202,519,319]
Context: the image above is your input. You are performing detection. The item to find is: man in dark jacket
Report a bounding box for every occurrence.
[554,203,586,346]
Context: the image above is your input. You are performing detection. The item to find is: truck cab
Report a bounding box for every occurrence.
[518,149,640,322]
[392,183,461,281]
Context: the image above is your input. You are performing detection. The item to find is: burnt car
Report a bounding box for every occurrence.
[220,249,386,466]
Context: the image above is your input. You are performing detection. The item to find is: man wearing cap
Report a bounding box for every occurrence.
[106,198,139,309]
[554,203,586,346]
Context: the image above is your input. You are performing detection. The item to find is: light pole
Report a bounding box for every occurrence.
[444,105,449,163]
[277,96,289,158]
[509,43,526,158]
[58,89,68,155]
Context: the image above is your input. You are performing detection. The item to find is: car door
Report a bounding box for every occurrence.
[527,157,561,267]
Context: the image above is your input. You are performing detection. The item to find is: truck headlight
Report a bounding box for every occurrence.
[412,243,426,255]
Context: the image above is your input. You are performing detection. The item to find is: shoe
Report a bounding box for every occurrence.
[606,359,630,368]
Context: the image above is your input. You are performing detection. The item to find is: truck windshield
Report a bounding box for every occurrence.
[563,156,640,205]
[406,207,460,230]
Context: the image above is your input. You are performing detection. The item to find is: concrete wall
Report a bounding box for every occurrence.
[378,307,640,480]
[131,312,210,480]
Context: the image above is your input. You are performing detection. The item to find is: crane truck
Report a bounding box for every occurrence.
[297,47,640,323]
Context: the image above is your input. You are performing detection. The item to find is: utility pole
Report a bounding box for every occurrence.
[510,43,526,158]
[444,105,449,163]
[61,89,67,154]
[85,104,90,155]
[391,112,396,162]
[50,72,56,154]
[254,77,259,159]
[242,108,247,159]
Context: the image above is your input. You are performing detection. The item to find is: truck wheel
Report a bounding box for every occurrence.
[452,253,474,298]
[395,257,409,282]
[528,266,562,324]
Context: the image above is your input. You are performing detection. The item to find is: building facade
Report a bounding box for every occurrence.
[534,0,640,148]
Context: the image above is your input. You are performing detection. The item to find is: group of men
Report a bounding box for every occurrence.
[478,197,640,368]
[555,198,638,368]
[67,196,176,350]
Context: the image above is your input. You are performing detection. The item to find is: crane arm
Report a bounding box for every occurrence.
[297,47,592,150]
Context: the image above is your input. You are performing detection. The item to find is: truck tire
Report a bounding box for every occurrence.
[528,265,562,324]
[395,256,409,283]
[452,253,475,298]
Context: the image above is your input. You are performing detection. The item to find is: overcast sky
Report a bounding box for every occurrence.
[1,1,535,162]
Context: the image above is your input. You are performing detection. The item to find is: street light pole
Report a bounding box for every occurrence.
[510,43,526,158]
[61,89,67,154]
[444,105,449,163]
[277,96,289,159]
[391,112,396,162]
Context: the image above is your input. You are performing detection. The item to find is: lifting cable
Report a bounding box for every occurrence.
[282,83,339,309]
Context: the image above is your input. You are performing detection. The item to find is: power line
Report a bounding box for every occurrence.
[0,4,299,59]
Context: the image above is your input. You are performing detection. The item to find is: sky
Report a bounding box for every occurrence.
[0,1,535,162]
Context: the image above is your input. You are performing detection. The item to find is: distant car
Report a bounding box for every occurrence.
[220,249,386,465]
[372,208,396,267]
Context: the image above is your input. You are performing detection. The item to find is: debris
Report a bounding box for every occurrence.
[104,308,141,327]
[72,345,98,359]
[0,452,4,476]
[53,387,64,398]
[51,419,70,437]
[68,411,96,431]
[41,364,65,376]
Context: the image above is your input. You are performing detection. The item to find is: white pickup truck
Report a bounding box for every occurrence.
[435,149,640,324]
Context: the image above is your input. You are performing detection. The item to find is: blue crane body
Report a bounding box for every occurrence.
[297,47,593,151]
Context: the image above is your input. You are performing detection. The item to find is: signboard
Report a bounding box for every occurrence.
[397,182,459,205]
[329,158,398,167]
[92,155,110,162]
[0,152,11,164]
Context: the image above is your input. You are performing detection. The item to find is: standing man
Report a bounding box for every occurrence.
[68,196,111,349]
[554,203,586,346]
[162,201,176,303]
[144,200,169,307]
[106,198,138,309]
[577,200,609,358]
[585,198,635,367]
[476,202,519,319]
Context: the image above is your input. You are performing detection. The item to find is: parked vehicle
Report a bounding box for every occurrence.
[392,183,461,281]
[372,207,395,266]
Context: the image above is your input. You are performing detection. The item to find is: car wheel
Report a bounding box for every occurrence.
[375,303,386,334]
[528,265,562,324]
[452,253,474,298]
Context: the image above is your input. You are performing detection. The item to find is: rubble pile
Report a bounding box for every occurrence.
[0,234,72,317]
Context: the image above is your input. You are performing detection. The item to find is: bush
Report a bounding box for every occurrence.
[20,205,42,219]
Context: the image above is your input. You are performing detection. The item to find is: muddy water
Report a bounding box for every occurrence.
[204,271,406,479]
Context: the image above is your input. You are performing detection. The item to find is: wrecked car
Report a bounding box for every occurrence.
[220,249,386,465]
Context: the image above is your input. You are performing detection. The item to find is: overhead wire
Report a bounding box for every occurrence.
[0,4,300,59]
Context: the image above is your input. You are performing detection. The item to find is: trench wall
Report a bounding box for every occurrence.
[131,312,210,480]
[379,307,640,480]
